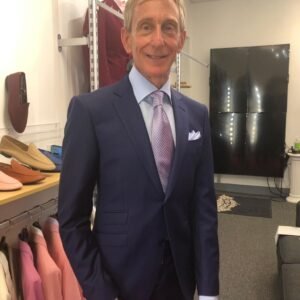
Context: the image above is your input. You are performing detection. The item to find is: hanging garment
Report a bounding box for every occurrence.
[82,0,130,87]
[0,250,16,300]
[19,240,44,300]
[0,252,9,300]
[31,226,63,300]
[43,218,83,300]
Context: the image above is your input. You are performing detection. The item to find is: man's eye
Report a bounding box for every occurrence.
[163,23,177,33]
[140,23,152,31]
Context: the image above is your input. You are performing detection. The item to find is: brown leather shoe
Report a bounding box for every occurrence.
[0,135,55,171]
[5,72,29,133]
[0,159,46,184]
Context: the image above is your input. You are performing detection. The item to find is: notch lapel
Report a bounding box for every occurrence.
[112,78,163,194]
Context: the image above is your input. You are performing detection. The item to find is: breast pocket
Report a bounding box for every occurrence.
[95,212,128,246]
[186,137,203,160]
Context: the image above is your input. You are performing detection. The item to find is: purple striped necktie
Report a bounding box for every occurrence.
[151,90,174,192]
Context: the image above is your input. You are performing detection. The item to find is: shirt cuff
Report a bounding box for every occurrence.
[199,296,218,300]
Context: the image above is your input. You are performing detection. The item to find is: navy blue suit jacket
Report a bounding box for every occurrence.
[58,76,219,300]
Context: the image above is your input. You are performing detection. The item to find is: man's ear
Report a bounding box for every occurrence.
[121,27,132,55]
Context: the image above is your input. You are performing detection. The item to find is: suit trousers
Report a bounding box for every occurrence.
[149,241,185,300]
[118,241,185,300]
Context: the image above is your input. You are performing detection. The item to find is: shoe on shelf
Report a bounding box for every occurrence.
[0,135,55,171]
[50,145,62,159]
[0,159,46,184]
[39,149,62,172]
[0,170,23,191]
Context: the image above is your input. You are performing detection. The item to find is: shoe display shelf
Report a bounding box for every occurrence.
[0,173,60,206]
[0,173,60,299]
[0,173,60,228]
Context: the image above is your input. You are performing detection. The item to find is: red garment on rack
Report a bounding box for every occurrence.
[83,0,130,87]
[31,227,63,300]
[43,218,84,300]
[19,240,44,300]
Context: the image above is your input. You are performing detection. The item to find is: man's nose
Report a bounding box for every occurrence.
[151,27,164,46]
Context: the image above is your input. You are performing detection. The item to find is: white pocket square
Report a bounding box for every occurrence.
[188,130,201,141]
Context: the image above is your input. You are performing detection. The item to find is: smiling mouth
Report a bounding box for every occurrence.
[147,54,168,60]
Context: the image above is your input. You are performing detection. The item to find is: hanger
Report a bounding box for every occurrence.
[0,236,9,259]
[18,228,29,243]
[113,0,126,13]
[50,212,58,219]
[0,236,7,250]
[32,221,42,229]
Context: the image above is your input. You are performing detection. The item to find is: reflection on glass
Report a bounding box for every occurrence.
[210,44,289,177]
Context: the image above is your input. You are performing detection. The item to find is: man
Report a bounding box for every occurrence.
[58,0,219,299]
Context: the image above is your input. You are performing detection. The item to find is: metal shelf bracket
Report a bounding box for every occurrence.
[57,34,89,52]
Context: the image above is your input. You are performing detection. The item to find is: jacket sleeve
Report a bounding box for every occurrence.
[193,106,219,296]
[58,96,117,300]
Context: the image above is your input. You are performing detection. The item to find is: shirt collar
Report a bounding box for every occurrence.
[129,66,172,104]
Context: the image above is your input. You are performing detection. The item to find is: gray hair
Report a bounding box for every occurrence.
[123,0,186,32]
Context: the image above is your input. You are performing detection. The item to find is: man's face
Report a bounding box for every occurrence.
[121,0,186,88]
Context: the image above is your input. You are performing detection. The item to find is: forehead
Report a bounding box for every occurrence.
[133,0,180,21]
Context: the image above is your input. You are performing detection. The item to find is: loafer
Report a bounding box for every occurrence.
[0,159,46,184]
[0,135,55,171]
[5,72,29,133]
[50,145,62,159]
[39,149,62,172]
[0,170,22,191]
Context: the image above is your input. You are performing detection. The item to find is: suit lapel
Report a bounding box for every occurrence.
[112,78,163,194]
[165,90,189,199]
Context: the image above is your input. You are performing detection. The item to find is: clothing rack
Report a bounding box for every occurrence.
[98,1,123,19]
[57,0,207,92]
[0,198,58,235]
[0,197,58,299]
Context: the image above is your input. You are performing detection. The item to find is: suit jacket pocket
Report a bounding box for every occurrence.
[95,212,128,246]
[98,233,127,246]
[186,138,203,163]
[99,212,128,225]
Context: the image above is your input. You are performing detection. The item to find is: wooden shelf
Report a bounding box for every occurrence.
[0,173,60,206]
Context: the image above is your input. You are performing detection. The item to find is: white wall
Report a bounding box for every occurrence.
[185,0,300,187]
[0,0,298,188]
[0,0,87,150]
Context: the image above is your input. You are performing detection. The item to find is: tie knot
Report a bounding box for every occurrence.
[151,91,164,107]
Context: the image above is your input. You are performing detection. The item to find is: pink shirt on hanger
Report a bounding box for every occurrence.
[31,226,63,300]
[43,218,84,300]
[19,240,44,300]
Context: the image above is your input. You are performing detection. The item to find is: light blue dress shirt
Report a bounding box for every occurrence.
[128,66,176,145]
[128,66,218,300]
